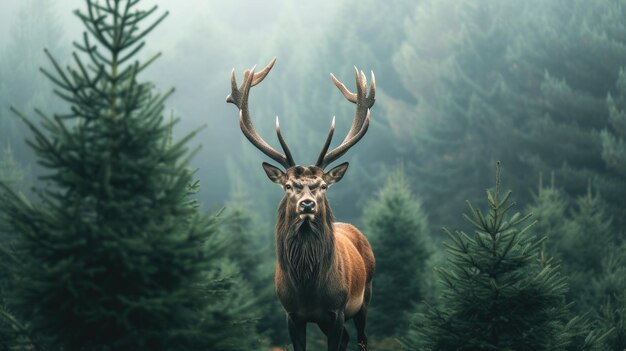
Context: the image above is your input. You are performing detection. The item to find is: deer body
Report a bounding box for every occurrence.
[273,168,375,319]
[226,58,376,351]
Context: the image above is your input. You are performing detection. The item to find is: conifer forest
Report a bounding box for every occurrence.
[1,0,626,350]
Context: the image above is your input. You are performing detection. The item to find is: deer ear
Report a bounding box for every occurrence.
[262,162,286,184]
[324,162,349,185]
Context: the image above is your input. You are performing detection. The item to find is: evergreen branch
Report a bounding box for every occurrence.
[91,47,114,68]
[75,9,111,52]
[85,3,114,51]
[517,217,537,236]
[121,0,134,25]
[120,63,141,113]
[0,307,28,335]
[498,190,513,210]
[462,212,483,230]
[52,89,84,106]
[137,52,162,74]
[143,87,175,119]
[76,32,106,69]
[493,229,520,270]
[41,49,74,91]
[464,200,486,230]
[169,127,206,166]
[39,68,72,93]
[72,52,93,87]
[124,4,158,28]
[122,10,168,50]
[487,189,497,208]
[118,41,146,65]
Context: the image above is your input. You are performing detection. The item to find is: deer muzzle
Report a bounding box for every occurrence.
[297,198,317,220]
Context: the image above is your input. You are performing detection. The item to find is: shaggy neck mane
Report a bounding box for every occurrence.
[276,197,335,287]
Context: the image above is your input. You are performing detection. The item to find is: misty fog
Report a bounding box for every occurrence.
[1,0,626,350]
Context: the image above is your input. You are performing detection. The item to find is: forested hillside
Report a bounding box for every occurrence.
[0,0,624,350]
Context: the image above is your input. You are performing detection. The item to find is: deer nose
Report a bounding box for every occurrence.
[299,199,316,213]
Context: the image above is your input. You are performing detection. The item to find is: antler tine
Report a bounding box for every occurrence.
[315,117,336,167]
[227,58,295,169]
[238,111,293,168]
[252,57,276,86]
[319,110,371,169]
[331,72,356,103]
[318,67,375,169]
[368,70,376,101]
[275,117,295,167]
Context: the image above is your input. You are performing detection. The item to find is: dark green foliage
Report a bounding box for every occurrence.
[199,258,264,350]
[0,144,27,350]
[524,176,569,254]
[0,1,262,350]
[595,248,626,351]
[562,188,613,310]
[392,0,626,233]
[528,181,625,350]
[529,183,614,311]
[220,184,287,346]
[514,0,626,226]
[392,0,533,231]
[604,68,626,179]
[363,167,430,339]
[598,293,626,351]
[404,165,605,351]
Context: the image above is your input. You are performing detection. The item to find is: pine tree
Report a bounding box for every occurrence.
[0,1,261,349]
[362,167,430,342]
[528,180,625,350]
[220,179,287,346]
[524,175,569,254]
[403,164,605,351]
[595,247,626,351]
[604,67,626,176]
[391,0,534,231]
[0,144,27,351]
[512,0,626,227]
[603,66,626,226]
[562,187,613,310]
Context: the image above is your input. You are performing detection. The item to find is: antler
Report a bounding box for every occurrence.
[226,57,295,169]
[316,67,376,169]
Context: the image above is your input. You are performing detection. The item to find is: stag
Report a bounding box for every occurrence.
[226,58,376,351]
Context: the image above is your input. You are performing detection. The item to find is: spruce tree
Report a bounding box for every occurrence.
[595,248,626,351]
[528,181,625,350]
[603,66,626,226]
[0,1,260,349]
[604,67,626,176]
[220,181,287,346]
[0,144,27,351]
[403,164,605,351]
[524,175,569,254]
[391,0,533,231]
[512,0,626,227]
[562,187,613,310]
[363,167,430,342]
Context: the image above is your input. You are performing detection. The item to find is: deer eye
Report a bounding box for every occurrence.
[321,184,327,190]
[284,184,292,190]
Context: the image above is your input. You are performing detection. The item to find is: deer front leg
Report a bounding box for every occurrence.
[287,312,307,351]
[327,310,346,351]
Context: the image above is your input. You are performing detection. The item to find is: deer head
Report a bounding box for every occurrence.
[226,58,375,221]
